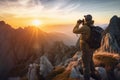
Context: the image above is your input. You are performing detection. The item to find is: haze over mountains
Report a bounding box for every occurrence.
[0,21,76,79]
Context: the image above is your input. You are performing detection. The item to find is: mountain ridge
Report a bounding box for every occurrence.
[0,21,76,79]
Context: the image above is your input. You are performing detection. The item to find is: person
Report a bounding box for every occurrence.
[73,14,99,80]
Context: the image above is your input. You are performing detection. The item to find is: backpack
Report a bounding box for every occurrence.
[87,26,104,49]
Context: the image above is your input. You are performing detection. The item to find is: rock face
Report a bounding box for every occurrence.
[100,33,120,53]
[100,16,120,53]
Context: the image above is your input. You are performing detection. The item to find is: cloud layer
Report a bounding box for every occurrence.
[0,0,80,17]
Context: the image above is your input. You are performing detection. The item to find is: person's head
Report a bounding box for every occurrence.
[84,14,92,21]
[84,14,94,25]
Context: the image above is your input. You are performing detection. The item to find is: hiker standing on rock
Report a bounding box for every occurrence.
[73,14,101,80]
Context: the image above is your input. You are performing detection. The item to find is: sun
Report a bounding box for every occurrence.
[32,19,42,27]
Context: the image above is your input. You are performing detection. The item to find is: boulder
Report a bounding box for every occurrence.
[95,67,107,80]
[114,63,120,80]
[40,55,54,77]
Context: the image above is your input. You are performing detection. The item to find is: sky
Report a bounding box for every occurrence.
[0,0,120,32]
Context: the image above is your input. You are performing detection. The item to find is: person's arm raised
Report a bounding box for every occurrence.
[73,20,83,34]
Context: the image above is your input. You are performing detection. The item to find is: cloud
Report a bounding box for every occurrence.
[0,0,80,17]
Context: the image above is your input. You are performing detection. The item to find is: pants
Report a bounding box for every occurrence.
[80,40,95,80]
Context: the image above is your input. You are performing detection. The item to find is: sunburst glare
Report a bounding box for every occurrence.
[32,19,42,27]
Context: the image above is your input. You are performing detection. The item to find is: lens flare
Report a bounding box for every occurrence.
[32,19,42,27]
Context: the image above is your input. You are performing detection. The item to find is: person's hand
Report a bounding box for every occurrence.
[77,19,83,24]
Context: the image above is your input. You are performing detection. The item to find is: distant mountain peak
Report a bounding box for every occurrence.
[0,21,5,25]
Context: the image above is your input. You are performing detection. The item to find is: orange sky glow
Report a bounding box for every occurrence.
[0,0,120,32]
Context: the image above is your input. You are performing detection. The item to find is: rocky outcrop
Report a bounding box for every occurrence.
[27,63,39,80]
[47,41,76,66]
[40,55,54,77]
[100,16,120,53]
[100,33,120,53]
